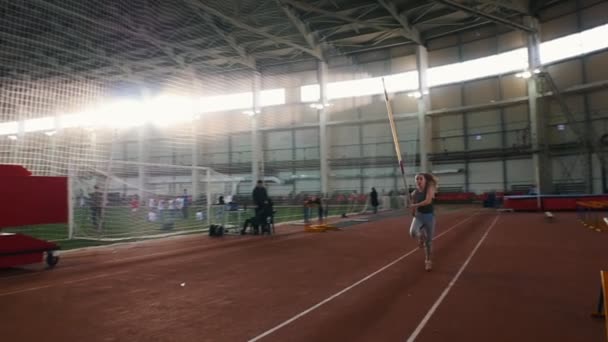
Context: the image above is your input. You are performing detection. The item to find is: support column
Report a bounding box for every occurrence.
[358,108,365,194]
[463,112,470,192]
[318,61,329,195]
[67,165,75,239]
[14,120,24,165]
[191,121,199,201]
[457,34,469,192]
[50,115,60,175]
[499,77,508,192]
[137,125,146,202]
[206,168,211,227]
[292,128,297,195]
[416,45,431,174]
[576,0,594,193]
[526,17,552,202]
[122,142,128,194]
[191,79,201,202]
[227,136,233,171]
[190,115,201,203]
[138,88,151,203]
[496,35,508,192]
[251,71,262,185]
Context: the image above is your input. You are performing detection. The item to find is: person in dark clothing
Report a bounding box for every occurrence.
[241,198,274,235]
[252,180,269,217]
[90,185,103,230]
[303,197,313,223]
[246,180,269,234]
[258,198,274,234]
[182,189,189,219]
[370,187,379,214]
[312,196,323,222]
[252,180,268,207]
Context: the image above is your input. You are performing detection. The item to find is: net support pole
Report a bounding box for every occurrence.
[206,168,211,227]
[525,16,552,209]
[191,69,201,203]
[251,71,262,185]
[99,129,118,232]
[192,126,200,202]
[138,87,152,204]
[137,126,146,204]
[49,115,60,175]
[67,165,75,240]
[416,45,430,174]
[318,60,330,196]
[14,120,24,165]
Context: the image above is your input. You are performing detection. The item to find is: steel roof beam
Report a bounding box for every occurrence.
[434,0,534,32]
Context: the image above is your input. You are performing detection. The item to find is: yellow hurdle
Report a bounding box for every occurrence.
[305,225,327,232]
[304,221,340,232]
[578,201,608,232]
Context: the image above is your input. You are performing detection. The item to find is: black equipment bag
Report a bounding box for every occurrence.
[209,224,224,237]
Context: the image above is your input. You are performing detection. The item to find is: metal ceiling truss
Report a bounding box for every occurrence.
[194,11,257,69]
[183,0,324,60]
[434,0,534,32]
[376,0,423,44]
[276,0,325,58]
[0,0,568,84]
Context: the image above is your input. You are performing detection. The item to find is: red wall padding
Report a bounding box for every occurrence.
[504,195,608,211]
[503,197,539,210]
[435,192,476,202]
[0,176,68,229]
[0,165,32,177]
[0,233,58,254]
[0,252,43,268]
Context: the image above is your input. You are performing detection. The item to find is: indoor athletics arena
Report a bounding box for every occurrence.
[1,1,607,341]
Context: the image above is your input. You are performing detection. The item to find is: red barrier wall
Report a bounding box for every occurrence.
[504,195,608,211]
[0,165,68,229]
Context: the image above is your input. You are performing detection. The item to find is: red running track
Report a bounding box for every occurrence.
[0,207,606,342]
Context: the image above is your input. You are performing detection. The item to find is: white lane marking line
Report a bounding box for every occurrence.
[247,212,479,342]
[0,270,129,297]
[406,214,500,342]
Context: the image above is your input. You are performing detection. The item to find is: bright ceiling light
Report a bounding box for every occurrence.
[242,110,260,116]
[408,91,422,99]
[146,95,196,126]
[515,70,532,79]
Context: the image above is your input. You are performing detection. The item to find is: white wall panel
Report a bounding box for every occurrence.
[498,31,526,52]
[363,178,394,194]
[541,12,578,41]
[469,161,504,193]
[546,60,583,89]
[506,158,534,189]
[464,78,499,105]
[429,46,459,67]
[581,1,608,29]
[430,85,461,109]
[330,125,359,146]
[585,50,608,83]
[391,55,416,72]
[467,110,501,150]
[462,37,497,60]
[552,155,585,182]
[435,163,466,190]
[500,74,527,99]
